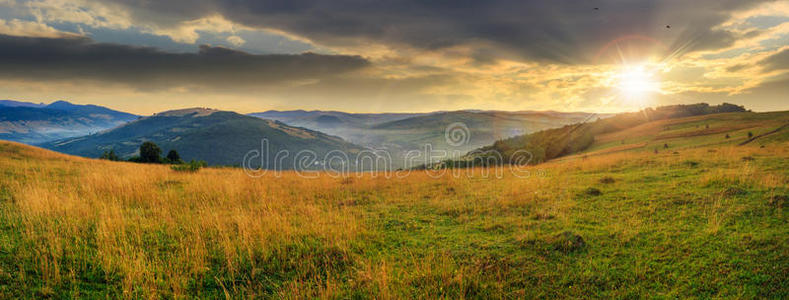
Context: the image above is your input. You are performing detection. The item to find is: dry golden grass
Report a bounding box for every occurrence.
[0,140,787,298]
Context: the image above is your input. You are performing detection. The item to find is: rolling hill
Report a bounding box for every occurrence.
[0,100,138,144]
[43,108,364,167]
[0,118,786,297]
[251,109,596,167]
[368,110,598,150]
[249,110,423,130]
[446,103,788,167]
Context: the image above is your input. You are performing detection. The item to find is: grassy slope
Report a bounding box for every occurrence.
[0,114,787,298]
[556,111,789,162]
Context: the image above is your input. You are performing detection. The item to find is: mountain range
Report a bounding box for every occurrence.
[1,99,640,168]
[43,108,363,168]
[0,100,138,144]
[250,109,598,167]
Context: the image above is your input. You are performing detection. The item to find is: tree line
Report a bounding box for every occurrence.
[100,142,206,171]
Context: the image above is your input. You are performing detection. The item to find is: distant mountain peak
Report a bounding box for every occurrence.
[0,100,47,108]
[0,100,138,144]
[45,100,77,109]
[155,107,221,117]
[49,100,72,105]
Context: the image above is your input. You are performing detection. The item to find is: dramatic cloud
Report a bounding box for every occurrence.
[0,0,787,114]
[0,34,369,89]
[761,48,789,71]
[0,18,79,38]
[79,0,770,64]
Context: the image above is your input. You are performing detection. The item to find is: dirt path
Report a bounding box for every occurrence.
[738,123,789,146]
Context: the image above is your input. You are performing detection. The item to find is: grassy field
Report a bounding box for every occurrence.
[568,111,789,160]
[0,114,788,298]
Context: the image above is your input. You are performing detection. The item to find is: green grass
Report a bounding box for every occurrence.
[0,110,787,298]
[572,111,789,159]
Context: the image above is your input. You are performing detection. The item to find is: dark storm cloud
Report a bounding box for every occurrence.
[0,34,369,89]
[97,0,768,64]
[761,48,789,71]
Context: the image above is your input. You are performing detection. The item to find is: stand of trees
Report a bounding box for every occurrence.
[100,142,204,169]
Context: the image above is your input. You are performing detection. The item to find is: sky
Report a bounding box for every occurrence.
[0,0,787,115]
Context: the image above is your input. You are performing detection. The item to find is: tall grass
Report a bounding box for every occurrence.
[0,141,787,298]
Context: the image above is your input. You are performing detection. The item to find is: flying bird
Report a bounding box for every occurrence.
[666,25,671,29]
[594,7,599,10]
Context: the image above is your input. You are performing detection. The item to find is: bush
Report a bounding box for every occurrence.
[551,231,586,253]
[99,149,120,161]
[685,160,699,167]
[599,176,615,184]
[584,187,602,196]
[171,160,207,172]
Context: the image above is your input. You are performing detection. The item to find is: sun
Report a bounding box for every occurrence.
[615,64,660,103]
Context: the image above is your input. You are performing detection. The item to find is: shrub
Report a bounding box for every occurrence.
[100,149,120,161]
[599,176,615,184]
[551,231,586,253]
[769,195,787,208]
[722,187,747,197]
[584,187,602,196]
[171,160,207,172]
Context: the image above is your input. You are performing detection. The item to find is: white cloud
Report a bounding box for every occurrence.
[0,18,80,38]
[226,35,245,46]
[26,0,132,29]
[19,1,248,45]
[149,15,244,44]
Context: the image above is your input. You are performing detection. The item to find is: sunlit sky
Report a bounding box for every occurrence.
[0,0,788,115]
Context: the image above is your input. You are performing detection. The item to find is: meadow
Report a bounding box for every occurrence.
[0,137,786,298]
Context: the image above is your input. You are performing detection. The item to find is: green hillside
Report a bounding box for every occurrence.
[455,103,786,166]
[562,110,789,161]
[0,131,787,298]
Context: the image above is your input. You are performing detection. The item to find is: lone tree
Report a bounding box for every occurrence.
[139,141,162,163]
[166,149,182,164]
